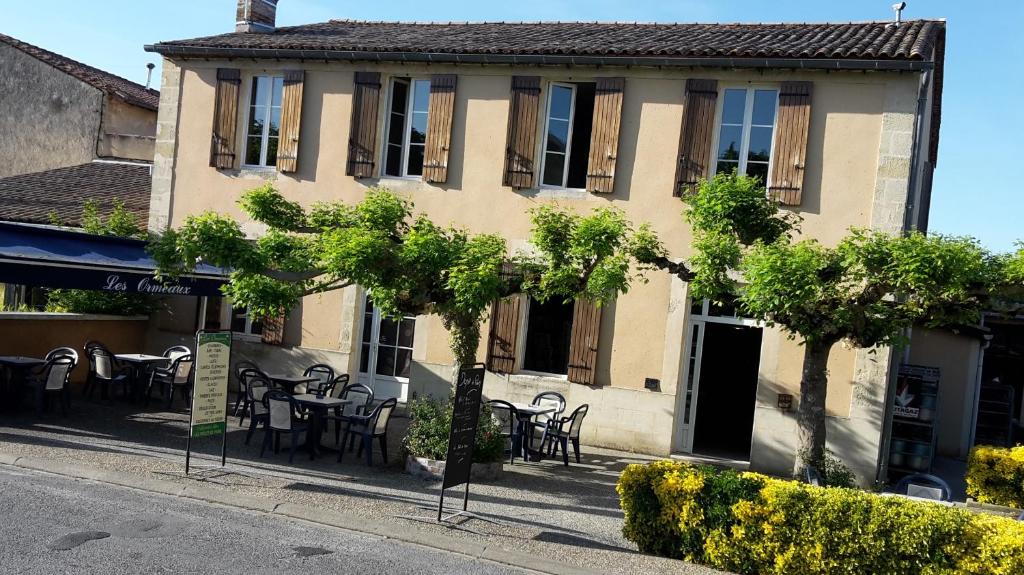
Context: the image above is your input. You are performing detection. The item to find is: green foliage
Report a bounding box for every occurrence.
[966,445,1024,509]
[402,396,505,464]
[618,460,1024,575]
[800,449,856,488]
[46,199,156,316]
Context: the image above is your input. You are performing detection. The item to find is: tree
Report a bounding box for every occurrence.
[650,173,1015,473]
[150,185,661,369]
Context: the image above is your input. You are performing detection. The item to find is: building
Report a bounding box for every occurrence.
[144,1,948,482]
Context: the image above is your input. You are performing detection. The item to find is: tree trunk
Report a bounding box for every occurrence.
[444,311,481,371]
[794,338,834,476]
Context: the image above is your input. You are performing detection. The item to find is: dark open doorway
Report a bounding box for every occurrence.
[692,322,763,460]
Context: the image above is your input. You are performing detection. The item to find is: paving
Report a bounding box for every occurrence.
[0,397,723,574]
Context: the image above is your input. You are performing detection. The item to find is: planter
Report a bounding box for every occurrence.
[405,455,504,482]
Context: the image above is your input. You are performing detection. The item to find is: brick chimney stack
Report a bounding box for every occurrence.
[236,0,278,33]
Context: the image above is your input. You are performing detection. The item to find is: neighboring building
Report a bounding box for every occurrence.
[145,1,947,482]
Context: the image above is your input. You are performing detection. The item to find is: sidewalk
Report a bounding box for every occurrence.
[0,398,722,575]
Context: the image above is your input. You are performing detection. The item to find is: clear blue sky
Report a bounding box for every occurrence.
[5,1,1021,252]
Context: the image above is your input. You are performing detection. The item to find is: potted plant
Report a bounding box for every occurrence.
[403,396,506,481]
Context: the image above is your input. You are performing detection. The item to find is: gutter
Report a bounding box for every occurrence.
[143,45,934,72]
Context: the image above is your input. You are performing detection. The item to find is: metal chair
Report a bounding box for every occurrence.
[27,356,75,415]
[261,389,309,463]
[893,473,953,502]
[485,399,521,465]
[244,373,273,445]
[338,397,397,466]
[544,404,589,466]
[145,353,195,408]
[301,364,335,395]
[83,345,129,400]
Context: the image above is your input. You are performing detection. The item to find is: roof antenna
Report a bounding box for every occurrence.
[145,63,156,89]
[890,2,907,26]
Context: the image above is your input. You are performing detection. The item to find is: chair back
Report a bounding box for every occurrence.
[330,374,351,398]
[265,389,299,431]
[83,340,106,354]
[486,399,518,437]
[163,345,191,361]
[88,347,115,380]
[234,361,260,391]
[170,355,194,385]
[894,473,952,502]
[303,364,335,395]
[370,398,398,435]
[339,382,373,416]
[247,373,272,417]
[564,404,589,439]
[532,391,566,425]
[45,347,79,368]
[43,356,75,391]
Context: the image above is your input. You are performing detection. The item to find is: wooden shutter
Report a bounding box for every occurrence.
[346,72,382,178]
[567,299,602,385]
[486,296,520,374]
[261,310,286,346]
[276,70,305,173]
[502,76,541,189]
[210,68,241,169]
[768,81,813,206]
[423,74,457,184]
[674,79,719,196]
[586,77,625,194]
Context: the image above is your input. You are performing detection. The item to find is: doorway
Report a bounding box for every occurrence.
[358,295,416,402]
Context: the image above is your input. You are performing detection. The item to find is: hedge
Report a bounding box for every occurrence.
[966,445,1024,509]
[617,461,1024,575]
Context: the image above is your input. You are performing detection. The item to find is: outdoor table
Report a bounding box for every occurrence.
[292,394,351,459]
[115,354,170,402]
[266,374,318,394]
[0,356,46,410]
[509,402,556,460]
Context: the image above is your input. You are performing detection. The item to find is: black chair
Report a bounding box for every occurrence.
[26,356,75,415]
[45,347,79,368]
[83,345,129,400]
[486,399,521,465]
[526,391,566,451]
[301,364,335,395]
[162,345,191,359]
[543,404,588,466]
[244,373,273,445]
[233,363,263,422]
[261,389,309,463]
[338,397,397,466]
[893,473,953,502]
[324,379,372,445]
[145,353,195,408]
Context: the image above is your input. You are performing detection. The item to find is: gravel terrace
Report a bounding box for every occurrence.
[0,397,722,575]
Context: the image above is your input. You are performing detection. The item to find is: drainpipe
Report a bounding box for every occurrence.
[902,68,932,233]
[966,316,993,451]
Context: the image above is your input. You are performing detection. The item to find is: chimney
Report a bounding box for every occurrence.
[236,0,278,33]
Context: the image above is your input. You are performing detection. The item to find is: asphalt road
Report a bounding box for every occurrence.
[0,465,527,575]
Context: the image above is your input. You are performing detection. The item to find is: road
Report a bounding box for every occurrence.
[0,465,527,574]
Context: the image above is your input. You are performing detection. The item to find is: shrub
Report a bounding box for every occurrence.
[402,396,505,464]
[617,461,1024,575]
[966,445,1024,509]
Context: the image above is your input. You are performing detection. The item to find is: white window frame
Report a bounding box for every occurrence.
[515,295,572,380]
[382,77,431,179]
[227,303,263,341]
[709,85,779,181]
[539,82,579,190]
[357,294,415,402]
[242,74,284,168]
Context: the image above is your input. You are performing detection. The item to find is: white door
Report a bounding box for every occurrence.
[357,295,415,402]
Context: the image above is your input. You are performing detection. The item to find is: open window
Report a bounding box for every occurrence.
[383,78,431,178]
[230,304,264,338]
[243,75,284,167]
[540,82,596,189]
[522,297,575,376]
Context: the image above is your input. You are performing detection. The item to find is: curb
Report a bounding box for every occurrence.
[1,455,596,575]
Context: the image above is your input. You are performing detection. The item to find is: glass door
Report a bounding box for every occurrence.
[358,295,415,402]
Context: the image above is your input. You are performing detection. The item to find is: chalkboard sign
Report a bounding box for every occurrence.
[442,365,486,490]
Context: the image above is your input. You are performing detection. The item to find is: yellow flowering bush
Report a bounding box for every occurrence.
[618,461,1024,575]
[966,445,1024,509]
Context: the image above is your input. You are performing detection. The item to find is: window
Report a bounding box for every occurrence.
[384,78,431,178]
[541,82,595,189]
[244,75,284,167]
[230,305,263,337]
[359,296,416,380]
[522,297,575,375]
[713,88,778,184]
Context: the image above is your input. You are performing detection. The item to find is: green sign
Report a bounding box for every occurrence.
[190,331,231,439]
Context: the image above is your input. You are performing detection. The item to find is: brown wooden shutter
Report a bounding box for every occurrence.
[502,76,541,189]
[567,299,602,385]
[486,296,520,374]
[210,68,241,169]
[422,74,457,184]
[261,310,286,346]
[586,77,625,194]
[276,70,305,173]
[346,72,382,178]
[768,81,813,206]
[674,79,719,196]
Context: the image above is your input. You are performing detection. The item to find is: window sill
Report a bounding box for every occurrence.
[232,333,263,343]
[516,187,594,201]
[509,372,570,388]
[236,166,278,180]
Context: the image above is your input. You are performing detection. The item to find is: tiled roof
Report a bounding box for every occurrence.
[0,33,160,111]
[150,19,944,64]
[0,161,151,227]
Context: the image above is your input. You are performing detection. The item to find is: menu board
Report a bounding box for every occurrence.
[441,366,485,490]
[190,331,232,438]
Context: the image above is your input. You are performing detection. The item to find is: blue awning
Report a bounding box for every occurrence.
[0,221,227,297]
